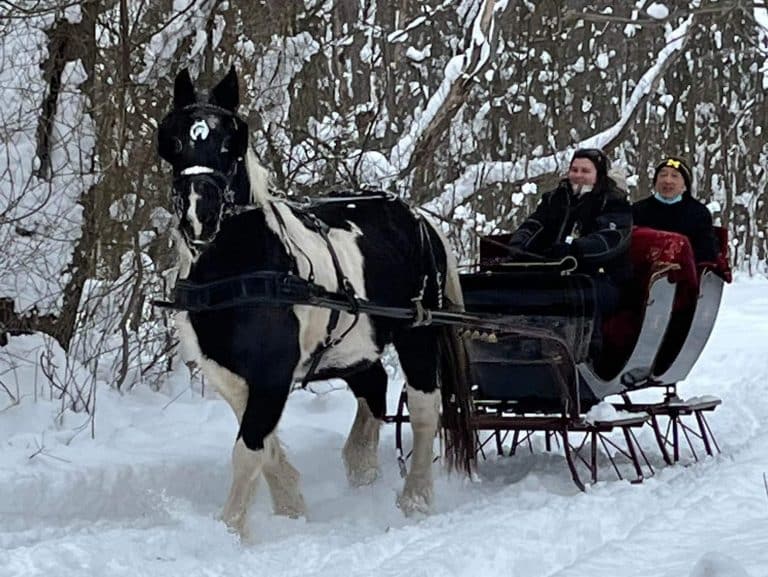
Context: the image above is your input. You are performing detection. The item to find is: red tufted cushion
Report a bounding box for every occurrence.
[629,226,699,310]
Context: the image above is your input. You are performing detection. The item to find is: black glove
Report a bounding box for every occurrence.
[547,242,572,259]
[504,245,528,260]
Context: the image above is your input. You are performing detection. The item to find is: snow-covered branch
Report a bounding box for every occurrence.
[425,15,695,217]
[389,0,508,179]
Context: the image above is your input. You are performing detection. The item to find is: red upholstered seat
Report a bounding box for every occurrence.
[629,227,698,309]
[600,226,732,377]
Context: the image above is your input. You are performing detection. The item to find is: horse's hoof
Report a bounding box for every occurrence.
[346,464,380,487]
[221,514,250,542]
[273,502,307,519]
[343,446,380,487]
[396,489,432,517]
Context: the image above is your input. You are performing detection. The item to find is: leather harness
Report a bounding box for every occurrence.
[162,188,446,385]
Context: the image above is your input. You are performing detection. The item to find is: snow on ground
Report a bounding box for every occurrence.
[2,277,768,577]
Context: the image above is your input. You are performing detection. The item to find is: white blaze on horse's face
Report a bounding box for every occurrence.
[174,166,224,245]
[186,184,204,239]
[190,119,210,142]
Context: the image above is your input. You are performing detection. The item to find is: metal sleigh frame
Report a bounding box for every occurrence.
[387,261,727,490]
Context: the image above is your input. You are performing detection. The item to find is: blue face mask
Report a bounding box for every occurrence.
[653,191,683,204]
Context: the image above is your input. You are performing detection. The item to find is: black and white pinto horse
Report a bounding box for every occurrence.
[157,67,474,538]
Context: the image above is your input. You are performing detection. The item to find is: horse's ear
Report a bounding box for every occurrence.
[209,65,239,112]
[173,68,197,109]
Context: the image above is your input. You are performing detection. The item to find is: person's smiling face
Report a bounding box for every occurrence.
[568,158,597,188]
[655,166,686,198]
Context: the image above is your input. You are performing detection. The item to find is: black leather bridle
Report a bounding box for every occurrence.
[161,102,249,219]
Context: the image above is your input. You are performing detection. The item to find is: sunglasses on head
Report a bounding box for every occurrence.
[572,148,608,169]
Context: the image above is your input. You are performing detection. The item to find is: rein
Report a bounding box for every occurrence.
[153,270,575,350]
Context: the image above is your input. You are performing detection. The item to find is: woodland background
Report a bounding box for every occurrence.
[0,0,766,403]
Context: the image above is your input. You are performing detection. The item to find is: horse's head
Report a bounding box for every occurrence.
[157,66,249,246]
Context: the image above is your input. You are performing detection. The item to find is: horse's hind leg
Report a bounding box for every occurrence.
[263,433,306,517]
[343,361,387,486]
[393,330,441,516]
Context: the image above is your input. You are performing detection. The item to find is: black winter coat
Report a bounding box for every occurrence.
[632,195,718,263]
[508,178,633,284]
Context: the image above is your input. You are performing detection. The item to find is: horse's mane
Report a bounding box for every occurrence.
[245,148,272,205]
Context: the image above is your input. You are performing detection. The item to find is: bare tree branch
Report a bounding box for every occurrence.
[390,0,506,188]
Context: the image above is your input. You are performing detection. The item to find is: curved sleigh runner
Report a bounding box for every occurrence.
[577,272,676,399]
[389,265,670,490]
[613,241,731,464]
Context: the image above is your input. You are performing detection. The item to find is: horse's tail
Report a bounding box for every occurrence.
[435,233,474,475]
[437,324,475,475]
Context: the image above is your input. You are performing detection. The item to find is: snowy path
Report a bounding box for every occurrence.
[1,279,767,577]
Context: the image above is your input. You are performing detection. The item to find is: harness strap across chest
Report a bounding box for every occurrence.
[296,210,362,388]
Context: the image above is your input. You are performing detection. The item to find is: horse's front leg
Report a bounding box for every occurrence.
[221,437,266,538]
[192,361,257,535]
[397,385,440,515]
[222,386,306,539]
[343,362,387,486]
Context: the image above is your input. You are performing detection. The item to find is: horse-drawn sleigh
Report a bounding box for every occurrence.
[155,67,731,537]
[390,224,731,490]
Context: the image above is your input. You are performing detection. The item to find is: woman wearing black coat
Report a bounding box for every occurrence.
[508,148,632,318]
[632,156,719,263]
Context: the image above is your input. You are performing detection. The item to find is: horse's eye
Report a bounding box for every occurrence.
[173,138,183,154]
[220,137,230,153]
